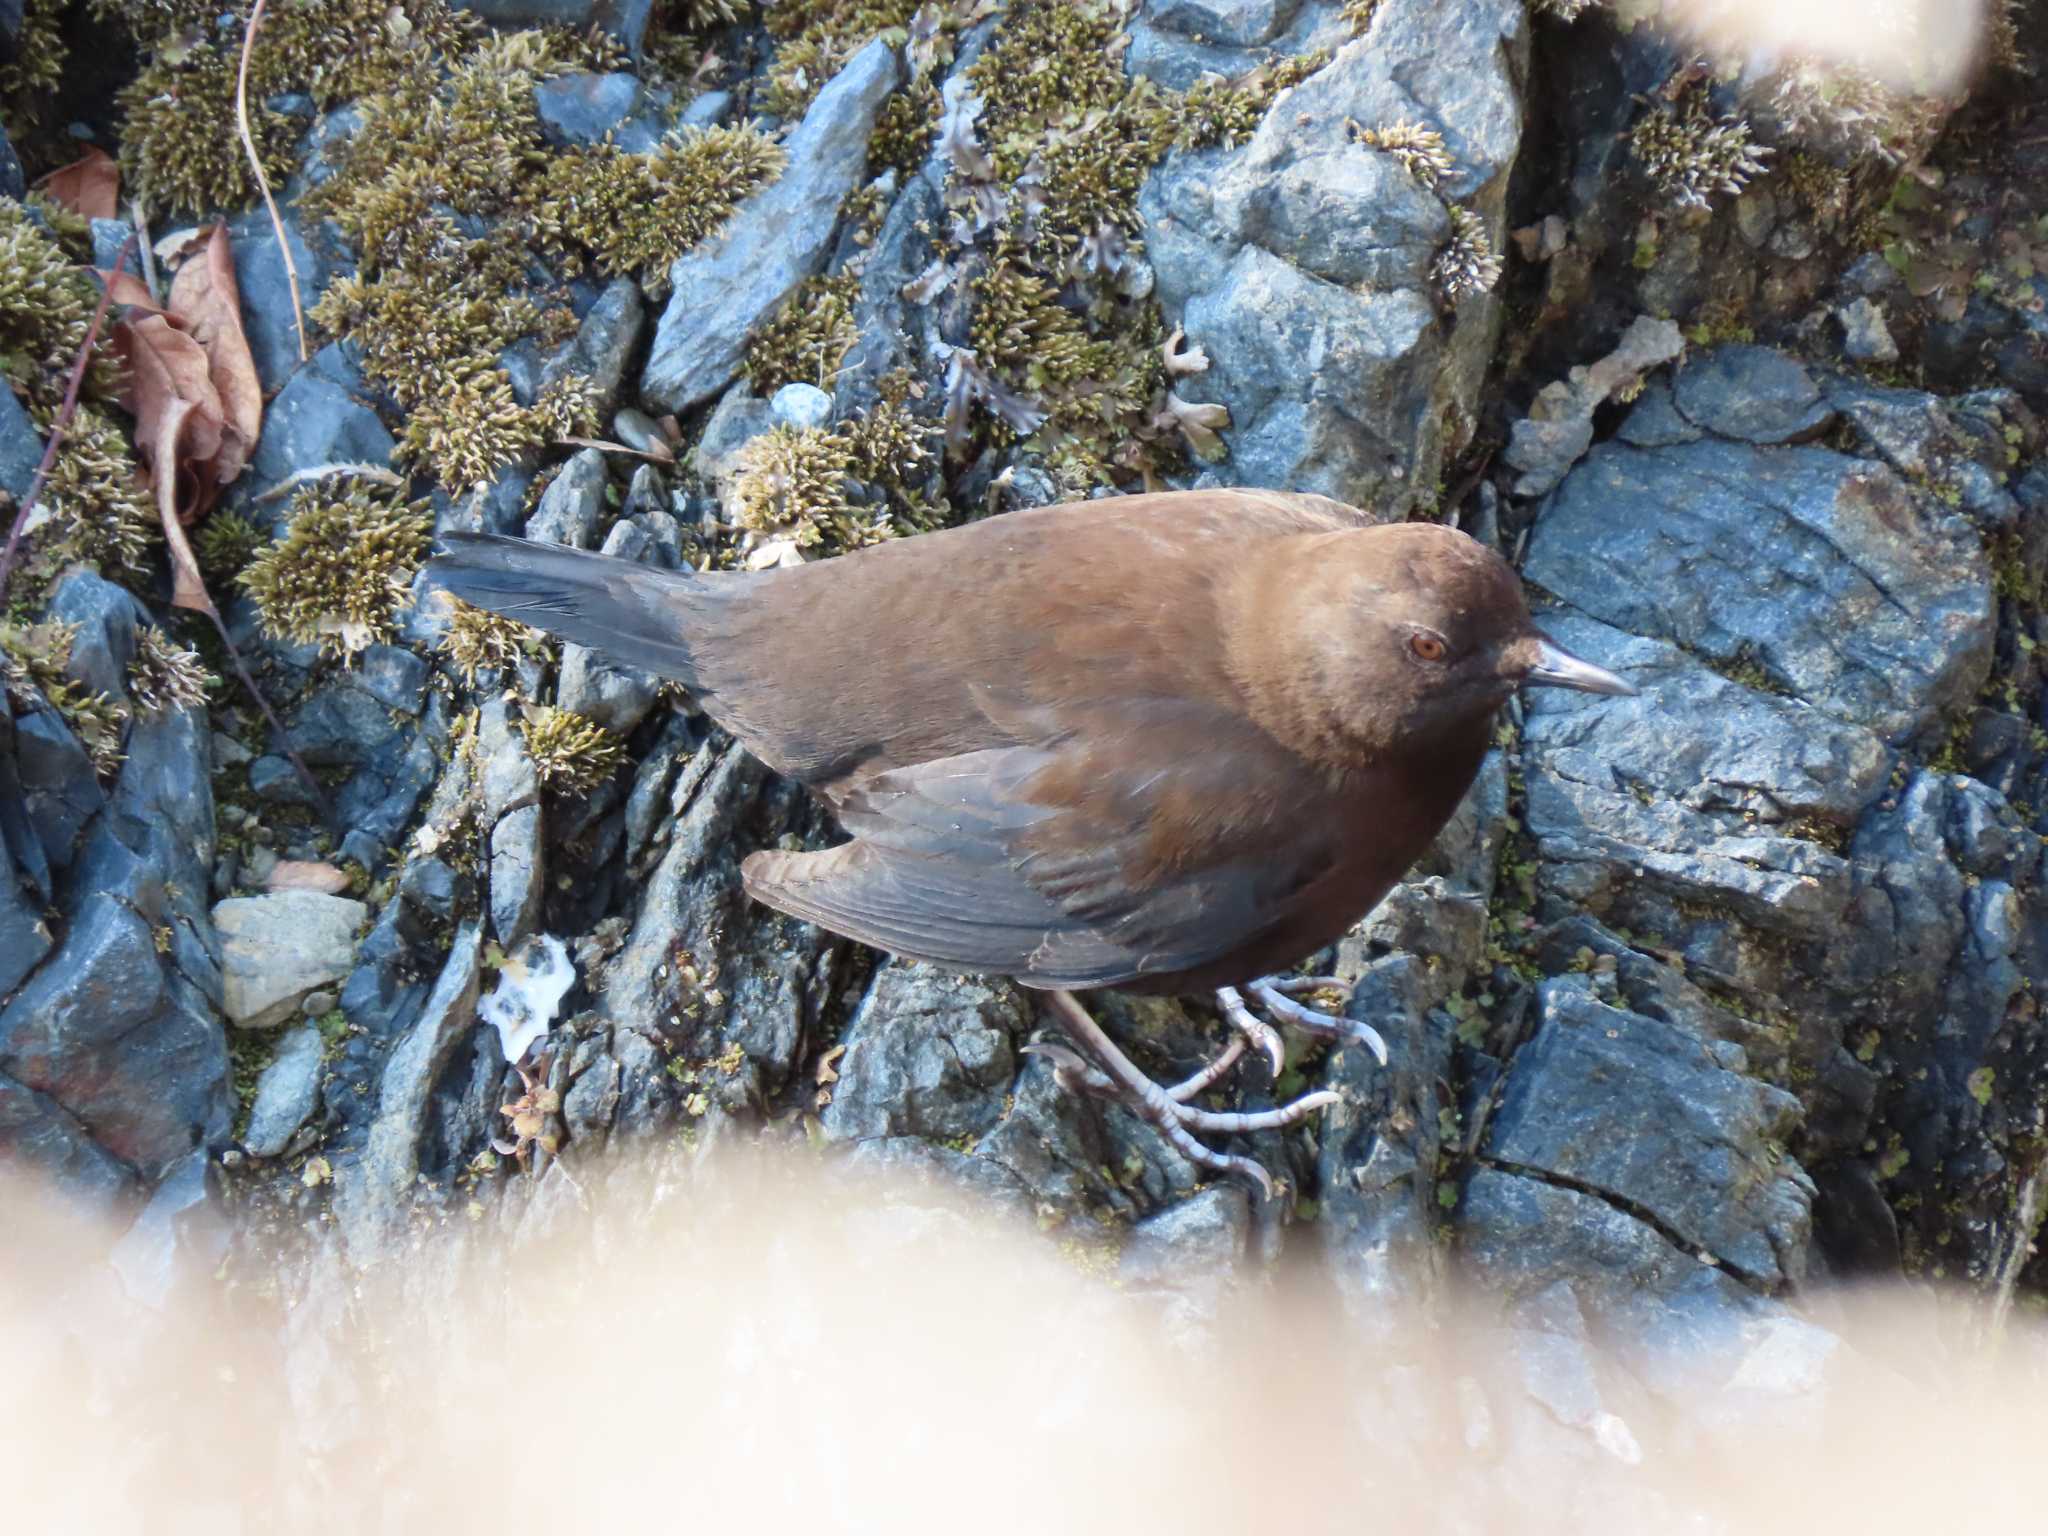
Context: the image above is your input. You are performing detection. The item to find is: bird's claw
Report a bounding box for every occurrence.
[1039,992,1342,1200]
[1233,975,1391,1067]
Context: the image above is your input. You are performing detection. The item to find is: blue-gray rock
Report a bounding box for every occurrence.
[1116,1184,1252,1340]
[1835,297,1899,364]
[0,891,223,1174]
[534,71,639,145]
[1486,979,1814,1287]
[354,644,429,715]
[612,408,665,456]
[1145,0,1301,48]
[524,447,609,548]
[245,1024,326,1158]
[226,206,346,393]
[476,694,538,824]
[680,89,731,128]
[641,40,904,412]
[337,921,482,1259]
[0,1069,137,1219]
[109,1149,228,1310]
[1141,0,1528,515]
[0,817,50,997]
[541,276,645,410]
[0,379,40,500]
[1128,0,1338,89]
[1613,379,1701,447]
[1670,345,1834,444]
[769,381,833,431]
[49,570,145,700]
[1525,437,1992,744]
[91,218,143,279]
[489,803,544,946]
[244,368,398,500]
[694,385,774,488]
[248,754,321,807]
[456,0,650,51]
[556,517,662,733]
[0,123,21,202]
[14,708,102,875]
[818,962,1026,1143]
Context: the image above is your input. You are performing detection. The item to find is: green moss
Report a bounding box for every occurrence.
[529,124,786,291]
[1174,52,1327,154]
[520,704,626,794]
[195,509,267,580]
[761,0,919,120]
[238,483,433,659]
[1349,118,1455,189]
[871,77,940,176]
[117,0,479,217]
[726,424,891,564]
[128,625,214,713]
[436,595,547,684]
[746,273,860,395]
[0,0,67,144]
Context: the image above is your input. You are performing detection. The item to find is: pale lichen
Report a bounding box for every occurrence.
[127,626,214,714]
[1630,98,1772,211]
[1431,205,1503,304]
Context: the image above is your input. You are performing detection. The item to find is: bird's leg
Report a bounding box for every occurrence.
[1038,991,1340,1199]
[1218,975,1391,1067]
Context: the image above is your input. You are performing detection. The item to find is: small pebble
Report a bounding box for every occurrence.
[302,991,338,1019]
[613,407,665,455]
[770,382,833,432]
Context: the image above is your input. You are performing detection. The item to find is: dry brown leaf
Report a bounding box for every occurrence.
[118,313,226,513]
[95,269,163,312]
[36,147,119,222]
[166,224,261,489]
[265,860,353,895]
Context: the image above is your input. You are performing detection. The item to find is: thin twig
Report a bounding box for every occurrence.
[236,0,308,364]
[0,236,134,605]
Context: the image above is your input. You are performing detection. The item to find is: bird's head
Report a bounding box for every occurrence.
[1234,522,1635,764]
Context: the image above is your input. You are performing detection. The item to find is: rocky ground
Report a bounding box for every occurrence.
[1,0,2045,1481]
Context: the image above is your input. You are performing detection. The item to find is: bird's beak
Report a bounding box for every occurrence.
[1520,634,1638,697]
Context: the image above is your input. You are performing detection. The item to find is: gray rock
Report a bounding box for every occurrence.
[489,804,545,946]
[214,891,368,1029]
[556,519,663,734]
[0,890,222,1175]
[0,379,41,501]
[541,276,645,409]
[1141,0,1528,515]
[642,40,904,412]
[476,695,538,823]
[49,569,144,699]
[338,923,482,1260]
[1503,316,1685,497]
[91,218,142,278]
[0,124,20,203]
[694,385,774,487]
[1524,437,1993,744]
[524,448,610,548]
[14,708,102,876]
[1613,379,1701,447]
[1670,345,1834,444]
[0,1069,138,1218]
[1486,979,1814,1287]
[109,1149,228,1310]
[680,89,731,128]
[612,408,665,455]
[1145,0,1301,48]
[769,381,834,431]
[245,1025,326,1158]
[1835,296,1899,363]
[0,821,51,997]
[243,367,397,500]
[354,644,428,715]
[226,205,343,393]
[819,963,1027,1143]
[534,71,640,145]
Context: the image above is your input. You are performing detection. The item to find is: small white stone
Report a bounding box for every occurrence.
[770,381,834,432]
[213,890,368,1029]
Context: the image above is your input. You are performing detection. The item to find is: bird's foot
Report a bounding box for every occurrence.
[1216,975,1390,1069]
[1029,991,1340,1200]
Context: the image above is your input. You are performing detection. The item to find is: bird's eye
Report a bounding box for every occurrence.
[1409,633,1447,663]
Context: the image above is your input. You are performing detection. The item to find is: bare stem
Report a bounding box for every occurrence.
[0,235,134,606]
[236,0,308,364]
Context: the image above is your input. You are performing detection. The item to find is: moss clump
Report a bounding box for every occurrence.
[437,596,546,684]
[0,204,156,589]
[760,0,919,120]
[746,274,860,396]
[840,369,944,525]
[0,0,67,143]
[194,509,268,579]
[117,0,479,217]
[1173,52,1327,154]
[238,484,433,659]
[1339,0,1382,30]
[871,77,940,176]
[127,625,214,713]
[1431,205,1502,305]
[725,424,894,566]
[520,705,625,794]
[1630,97,1772,212]
[530,125,786,292]
[1350,118,1455,190]
[1,620,131,775]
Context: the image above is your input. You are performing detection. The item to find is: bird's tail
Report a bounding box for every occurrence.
[424,532,723,688]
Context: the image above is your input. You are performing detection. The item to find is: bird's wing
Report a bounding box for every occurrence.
[741,706,1336,988]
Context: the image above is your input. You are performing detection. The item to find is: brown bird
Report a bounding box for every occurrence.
[426,489,1633,1192]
